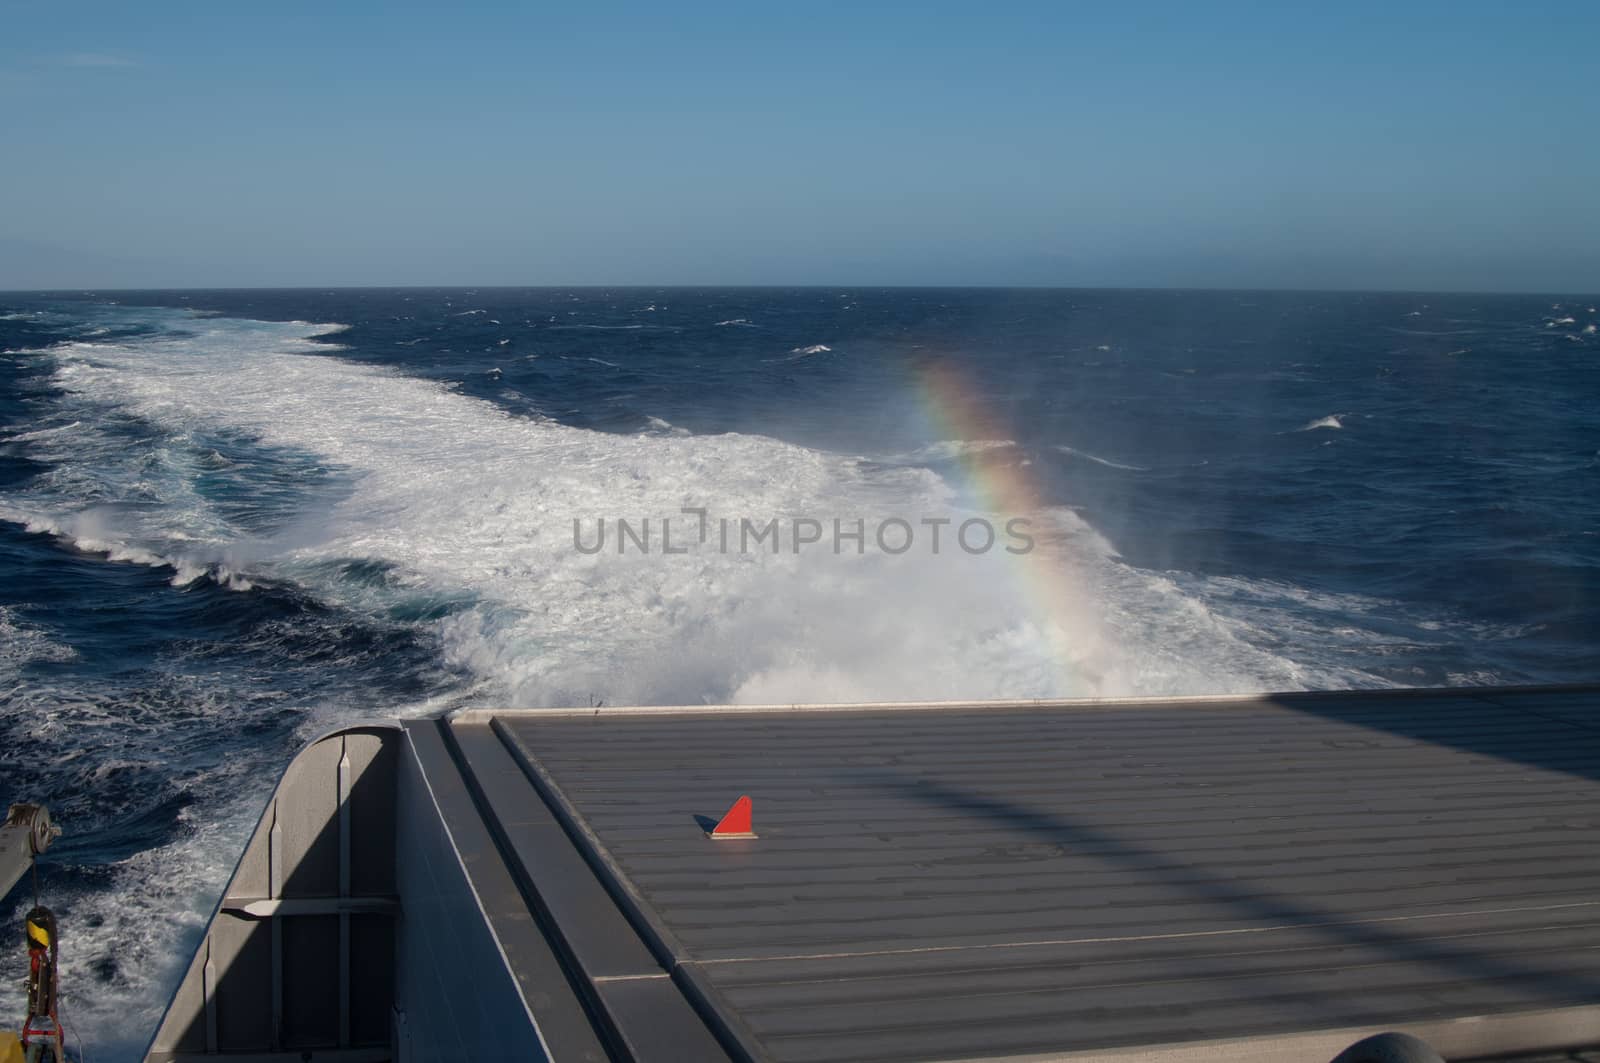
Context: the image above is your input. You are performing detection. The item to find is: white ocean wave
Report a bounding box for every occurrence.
[644,416,690,436]
[1054,445,1150,472]
[0,504,257,591]
[889,439,1017,463]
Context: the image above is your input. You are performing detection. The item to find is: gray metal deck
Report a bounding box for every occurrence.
[145,685,1600,1062]
[455,686,1600,1062]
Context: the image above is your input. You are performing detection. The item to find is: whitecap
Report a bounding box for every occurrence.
[890,439,1017,463]
[1055,445,1150,472]
[0,504,257,592]
[644,416,690,437]
[1299,414,1344,431]
[285,321,349,335]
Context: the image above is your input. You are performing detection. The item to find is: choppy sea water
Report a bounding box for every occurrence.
[1,287,1596,1056]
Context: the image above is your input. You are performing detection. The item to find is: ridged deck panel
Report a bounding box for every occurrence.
[481,687,1600,1062]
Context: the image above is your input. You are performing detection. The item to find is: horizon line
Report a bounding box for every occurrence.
[3,282,1598,299]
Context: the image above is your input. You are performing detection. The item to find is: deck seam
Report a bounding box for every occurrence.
[680,899,1600,966]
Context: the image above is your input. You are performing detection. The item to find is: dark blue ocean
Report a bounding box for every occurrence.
[1,288,1597,1055]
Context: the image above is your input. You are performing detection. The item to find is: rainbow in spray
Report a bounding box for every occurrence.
[912,357,1111,695]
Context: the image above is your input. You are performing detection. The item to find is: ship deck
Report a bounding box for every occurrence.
[427,685,1600,1062]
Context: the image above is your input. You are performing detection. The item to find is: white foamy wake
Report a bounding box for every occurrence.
[32,336,1070,705]
[1299,413,1345,431]
[14,313,1356,706]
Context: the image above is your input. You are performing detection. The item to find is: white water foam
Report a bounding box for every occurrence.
[1299,413,1345,431]
[0,606,78,677]
[889,439,1018,463]
[17,312,1387,703]
[644,415,691,436]
[0,508,257,591]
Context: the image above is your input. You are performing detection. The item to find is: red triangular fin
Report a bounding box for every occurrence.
[709,794,755,839]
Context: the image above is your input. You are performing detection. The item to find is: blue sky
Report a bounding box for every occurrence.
[2,1,1598,291]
